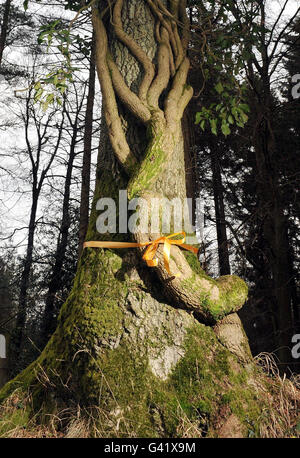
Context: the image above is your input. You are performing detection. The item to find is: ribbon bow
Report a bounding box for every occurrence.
[83,232,198,276]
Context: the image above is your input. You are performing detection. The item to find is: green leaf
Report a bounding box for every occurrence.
[195,112,202,125]
[46,93,55,104]
[42,101,49,112]
[34,88,44,102]
[215,82,224,94]
[221,122,231,136]
[239,103,250,113]
[210,119,217,135]
[240,111,248,123]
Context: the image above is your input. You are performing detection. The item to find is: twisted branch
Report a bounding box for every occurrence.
[145,0,179,67]
[107,53,151,123]
[165,57,192,127]
[113,0,155,101]
[147,26,170,108]
[91,6,136,173]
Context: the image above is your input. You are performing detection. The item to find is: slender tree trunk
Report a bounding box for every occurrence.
[14,190,39,360]
[13,92,64,365]
[41,122,78,346]
[245,3,295,371]
[252,91,294,370]
[78,35,96,258]
[210,144,231,276]
[0,0,11,69]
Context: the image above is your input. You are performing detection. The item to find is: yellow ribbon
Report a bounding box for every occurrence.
[83,232,199,276]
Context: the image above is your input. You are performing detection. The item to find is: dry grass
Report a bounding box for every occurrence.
[254,352,300,438]
[0,352,299,438]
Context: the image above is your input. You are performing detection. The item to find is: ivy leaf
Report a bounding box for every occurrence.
[195,111,202,124]
[240,111,248,123]
[221,122,231,136]
[215,82,224,94]
[210,119,218,135]
[239,103,250,113]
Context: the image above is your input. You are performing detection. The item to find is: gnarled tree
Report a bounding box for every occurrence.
[0,0,296,438]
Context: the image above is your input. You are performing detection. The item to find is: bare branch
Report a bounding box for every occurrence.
[269,6,300,67]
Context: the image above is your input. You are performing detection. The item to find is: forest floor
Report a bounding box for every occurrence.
[0,352,299,438]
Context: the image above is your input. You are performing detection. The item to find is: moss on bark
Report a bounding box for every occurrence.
[0,245,291,438]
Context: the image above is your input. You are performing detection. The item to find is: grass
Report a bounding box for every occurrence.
[0,351,299,438]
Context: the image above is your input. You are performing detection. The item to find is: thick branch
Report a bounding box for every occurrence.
[165,57,192,127]
[145,0,179,65]
[147,27,170,108]
[107,53,151,123]
[92,7,136,173]
[134,220,247,325]
[113,0,155,101]
[155,0,187,68]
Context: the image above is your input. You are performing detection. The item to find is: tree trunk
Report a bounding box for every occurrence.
[0,0,12,69]
[12,91,64,366]
[41,121,78,346]
[253,111,294,370]
[247,2,295,371]
[78,34,96,258]
[210,144,231,276]
[13,190,38,362]
[0,1,289,438]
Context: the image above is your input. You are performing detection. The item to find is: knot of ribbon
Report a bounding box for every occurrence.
[83,231,198,277]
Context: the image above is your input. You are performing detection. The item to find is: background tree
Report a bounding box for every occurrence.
[78,33,95,257]
[188,0,300,371]
[0,1,100,375]
[12,82,65,364]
